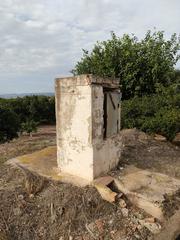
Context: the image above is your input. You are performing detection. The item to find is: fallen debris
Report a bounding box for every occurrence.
[93,176,117,203]
[113,166,180,221]
[94,183,117,203]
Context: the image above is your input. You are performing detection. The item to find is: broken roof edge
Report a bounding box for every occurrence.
[55,74,120,88]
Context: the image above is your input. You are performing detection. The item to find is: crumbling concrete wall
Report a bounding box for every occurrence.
[55,76,93,180]
[55,75,121,181]
[92,84,122,179]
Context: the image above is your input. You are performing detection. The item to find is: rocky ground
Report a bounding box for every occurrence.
[0,126,180,240]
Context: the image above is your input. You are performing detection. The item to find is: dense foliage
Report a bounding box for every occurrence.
[6,95,55,124]
[121,84,180,140]
[21,120,38,136]
[0,106,20,142]
[0,95,55,143]
[72,31,180,100]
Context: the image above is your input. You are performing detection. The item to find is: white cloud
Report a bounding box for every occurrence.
[0,0,179,93]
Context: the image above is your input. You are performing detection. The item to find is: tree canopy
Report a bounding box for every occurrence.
[72,31,180,99]
[0,96,55,143]
[0,106,20,142]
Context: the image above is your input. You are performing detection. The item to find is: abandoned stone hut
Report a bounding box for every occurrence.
[55,74,122,181]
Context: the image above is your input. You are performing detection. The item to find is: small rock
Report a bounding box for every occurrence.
[144,217,155,223]
[119,199,127,208]
[121,208,129,217]
[29,194,34,199]
[134,234,141,239]
[108,219,114,225]
[154,134,166,142]
[18,194,24,200]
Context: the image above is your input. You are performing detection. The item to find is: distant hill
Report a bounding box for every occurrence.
[0,92,54,99]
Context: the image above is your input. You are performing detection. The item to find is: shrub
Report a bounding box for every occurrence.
[0,106,20,143]
[72,31,180,100]
[21,120,38,137]
[7,95,55,124]
[0,95,55,143]
[121,84,180,140]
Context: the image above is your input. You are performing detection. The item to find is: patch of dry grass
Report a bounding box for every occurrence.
[0,125,56,165]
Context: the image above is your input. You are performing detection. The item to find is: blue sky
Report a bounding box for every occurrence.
[0,0,180,94]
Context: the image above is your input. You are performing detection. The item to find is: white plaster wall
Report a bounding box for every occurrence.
[56,83,94,181]
[55,77,121,182]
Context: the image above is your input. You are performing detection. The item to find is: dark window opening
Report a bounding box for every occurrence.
[103,88,121,139]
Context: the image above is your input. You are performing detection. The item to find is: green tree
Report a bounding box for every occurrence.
[72,31,180,99]
[121,83,180,140]
[6,95,55,124]
[21,119,38,137]
[0,106,20,143]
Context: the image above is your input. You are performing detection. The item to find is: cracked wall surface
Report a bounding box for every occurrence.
[55,75,121,181]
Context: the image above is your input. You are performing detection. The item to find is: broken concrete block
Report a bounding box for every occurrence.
[114,166,180,221]
[94,183,117,203]
[127,192,164,221]
[93,175,118,203]
[93,176,114,186]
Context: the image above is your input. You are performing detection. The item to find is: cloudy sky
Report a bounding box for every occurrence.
[0,0,180,94]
